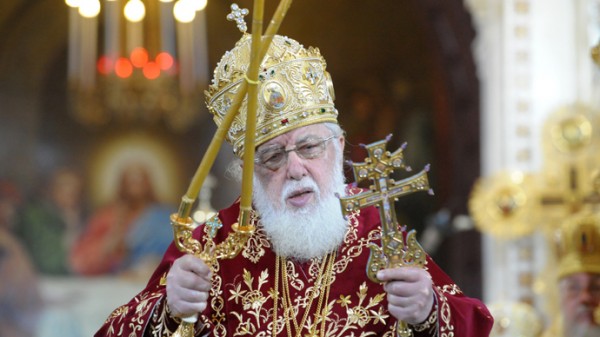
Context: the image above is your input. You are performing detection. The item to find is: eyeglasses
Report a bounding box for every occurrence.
[255,135,336,170]
[561,275,600,298]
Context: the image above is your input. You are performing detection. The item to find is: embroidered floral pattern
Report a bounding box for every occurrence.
[328,282,389,336]
[103,290,163,337]
[241,213,269,263]
[99,187,478,337]
[200,206,401,337]
[227,269,274,335]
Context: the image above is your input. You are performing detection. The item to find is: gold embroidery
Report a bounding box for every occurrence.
[225,268,273,336]
[205,205,397,337]
[435,286,455,337]
[440,284,462,296]
[104,290,163,337]
[105,305,128,336]
[208,261,226,336]
[212,262,395,337]
[241,212,267,263]
[149,297,179,337]
[411,302,438,333]
[336,282,388,331]
[107,305,129,321]
[275,252,336,337]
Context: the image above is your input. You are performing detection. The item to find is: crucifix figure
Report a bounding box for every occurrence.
[339,135,434,337]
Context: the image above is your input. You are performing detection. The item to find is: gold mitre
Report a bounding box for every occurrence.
[555,212,600,279]
[204,34,338,156]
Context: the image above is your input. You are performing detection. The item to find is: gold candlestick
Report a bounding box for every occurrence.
[170,2,294,336]
[177,0,292,221]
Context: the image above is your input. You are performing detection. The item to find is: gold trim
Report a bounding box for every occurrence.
[273,252,336,337]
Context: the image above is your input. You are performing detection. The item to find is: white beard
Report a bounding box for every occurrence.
[252,151,347,261]
[565,310,600,337]
[569,324,600,337]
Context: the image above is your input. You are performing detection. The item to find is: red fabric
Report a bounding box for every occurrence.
[70,205,131,275]
[95,191,493,337]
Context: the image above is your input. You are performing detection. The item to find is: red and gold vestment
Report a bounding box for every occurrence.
[95,189,493,337]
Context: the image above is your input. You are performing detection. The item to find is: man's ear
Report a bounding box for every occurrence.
[338,135,345,153]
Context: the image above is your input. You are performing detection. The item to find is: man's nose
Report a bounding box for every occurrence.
[285,150,307,180]
[579,287,595,304]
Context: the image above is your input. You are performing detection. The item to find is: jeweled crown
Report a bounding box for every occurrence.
[204,34,338,156]
[555,212,600,278]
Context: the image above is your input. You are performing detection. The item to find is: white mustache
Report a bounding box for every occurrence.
[281,178,319,202]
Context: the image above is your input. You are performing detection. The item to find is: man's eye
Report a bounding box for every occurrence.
[263,151,284,163]
[298,142,319,153]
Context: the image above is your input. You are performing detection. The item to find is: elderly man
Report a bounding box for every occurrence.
[95,31,493,337]
[543,213,600,337]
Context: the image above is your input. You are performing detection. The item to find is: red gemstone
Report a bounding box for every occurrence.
[281,118,289,124]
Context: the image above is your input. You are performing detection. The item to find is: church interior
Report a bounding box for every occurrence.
[0,0,598,336]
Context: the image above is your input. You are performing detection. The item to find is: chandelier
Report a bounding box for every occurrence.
[65,0,209,131]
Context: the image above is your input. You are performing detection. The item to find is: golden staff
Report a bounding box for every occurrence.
[170,1,293,336]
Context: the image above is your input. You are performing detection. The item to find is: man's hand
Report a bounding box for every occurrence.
[377,267,434,325]
[166,254,212,317]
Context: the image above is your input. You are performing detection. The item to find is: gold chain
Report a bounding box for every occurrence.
[283,255,325,336]
[272,252,336,337]
[273,256,280,336]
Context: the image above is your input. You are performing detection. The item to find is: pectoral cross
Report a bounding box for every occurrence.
[339,136,433,337]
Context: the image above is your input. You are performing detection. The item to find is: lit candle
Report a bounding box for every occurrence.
[159,1,176,55]
[192,8,209,86]
[67,6,80,83]
[104,0,119,63]
[80,15,98,89]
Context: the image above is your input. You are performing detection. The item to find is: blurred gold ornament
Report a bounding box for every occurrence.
[554,211,600,279]
[469,171,536,239]
[591,40,600,66]
[537,104,600,231]
[488,301,542,337]
[543,103,600,159]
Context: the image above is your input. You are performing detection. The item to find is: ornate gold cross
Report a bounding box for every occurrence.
[339,136,433,337]
[339,136,433,280]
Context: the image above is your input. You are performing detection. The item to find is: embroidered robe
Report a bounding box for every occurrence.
[95,190,493,337]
